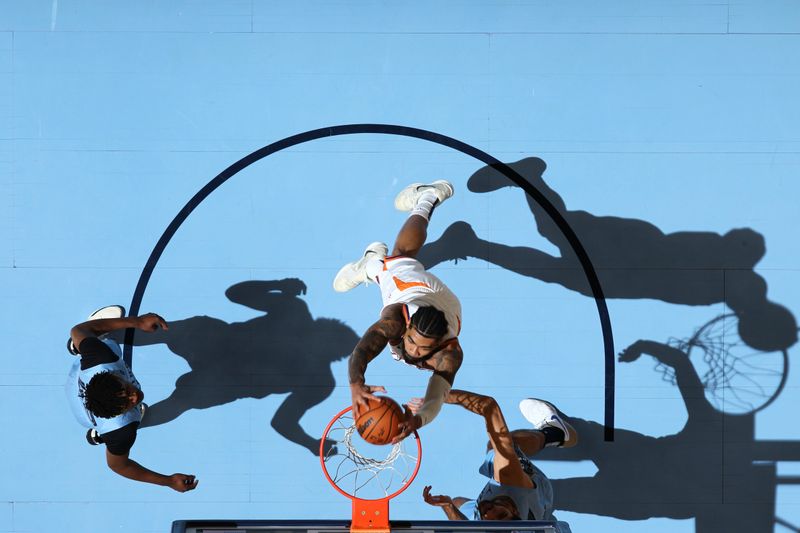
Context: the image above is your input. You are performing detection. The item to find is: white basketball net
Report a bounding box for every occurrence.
[322,411,420,500]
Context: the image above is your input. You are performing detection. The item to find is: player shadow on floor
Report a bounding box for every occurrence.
[134,278,359,456]
[417,157,797,352]
[535,340,798,533]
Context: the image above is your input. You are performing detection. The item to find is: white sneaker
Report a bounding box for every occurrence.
[68,305,127,355]
[519,398,577,448]
[394,180,454,212]
[88,305,126,321]
[333,242,388,292]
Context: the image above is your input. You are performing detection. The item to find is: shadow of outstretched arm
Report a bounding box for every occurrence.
[619,340,714,421]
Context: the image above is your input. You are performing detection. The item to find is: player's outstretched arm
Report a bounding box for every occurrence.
[105,449,197,492]
[445,389,533,489]
[391,342,464,442]
[393,364,460,444]
[70,313,168,351]
[348,305,405,414]
[422,485,469,520]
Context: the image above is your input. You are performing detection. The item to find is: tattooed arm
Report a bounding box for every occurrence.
[348,304,406,416]
[445,389,533,488]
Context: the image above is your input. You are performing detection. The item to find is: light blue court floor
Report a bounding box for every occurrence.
[2,2,800,532]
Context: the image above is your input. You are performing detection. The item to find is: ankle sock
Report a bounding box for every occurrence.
[410,191,439,221]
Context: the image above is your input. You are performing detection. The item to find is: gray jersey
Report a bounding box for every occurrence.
[475,448,554,520]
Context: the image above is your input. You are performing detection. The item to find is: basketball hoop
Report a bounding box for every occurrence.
[320,406,422,533]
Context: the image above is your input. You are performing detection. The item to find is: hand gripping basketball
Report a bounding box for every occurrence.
[350,383,386,417]
[391,404,422,445]
[356,396,405,445]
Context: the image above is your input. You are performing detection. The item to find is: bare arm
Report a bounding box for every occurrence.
[422,486,469,520]
[391,345,464,442]
[348,305,405,415]
[70,313,167,352]
[348,304,406,384]
[445,389,533,488]
[440,505,469,521]
[105,449,197,492]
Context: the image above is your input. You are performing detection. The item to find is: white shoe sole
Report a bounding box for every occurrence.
[88,305,126,321]
[333,242,388,292]
[519,398,577,448]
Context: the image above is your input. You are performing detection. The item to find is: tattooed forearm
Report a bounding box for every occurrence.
[348,315,403,384]
[348,349,369,385]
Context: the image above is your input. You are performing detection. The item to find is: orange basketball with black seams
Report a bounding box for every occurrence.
[355,396,404,445]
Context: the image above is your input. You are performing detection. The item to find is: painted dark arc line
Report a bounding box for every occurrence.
[123,123,616,440]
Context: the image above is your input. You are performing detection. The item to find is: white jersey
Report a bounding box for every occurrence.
[368,255,462,342]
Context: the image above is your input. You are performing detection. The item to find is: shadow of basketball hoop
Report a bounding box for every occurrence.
[660,314,790,415]
[535,335,800,533]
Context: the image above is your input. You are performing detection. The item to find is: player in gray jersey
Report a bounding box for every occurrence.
[420,390,577,521]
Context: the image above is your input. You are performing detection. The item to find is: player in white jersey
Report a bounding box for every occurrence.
[333,180,463,443]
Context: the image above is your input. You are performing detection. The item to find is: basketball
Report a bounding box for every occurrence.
[355,396,404,445]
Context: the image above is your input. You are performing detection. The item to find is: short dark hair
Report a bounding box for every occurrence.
[479,495,522,520]
[83,371,128,419]
[410,306,448,339]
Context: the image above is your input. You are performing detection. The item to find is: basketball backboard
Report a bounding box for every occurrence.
[172,407,573,533]
[171,519,573,533]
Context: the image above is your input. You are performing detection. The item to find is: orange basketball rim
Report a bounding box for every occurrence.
[320,406,423,533]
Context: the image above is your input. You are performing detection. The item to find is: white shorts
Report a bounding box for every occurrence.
[368,256,462,341]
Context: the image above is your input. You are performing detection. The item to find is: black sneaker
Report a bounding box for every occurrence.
[67,338,80,355]
[86,429,104,446]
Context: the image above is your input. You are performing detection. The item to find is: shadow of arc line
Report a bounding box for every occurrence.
[122,124,616,440]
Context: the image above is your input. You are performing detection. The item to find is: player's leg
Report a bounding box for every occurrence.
[392,213,430,258]
[333,180,453,292]
[392,180,454,258]
[510,429,547,455]
[485,429,546,454]
[67,304,126,354]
